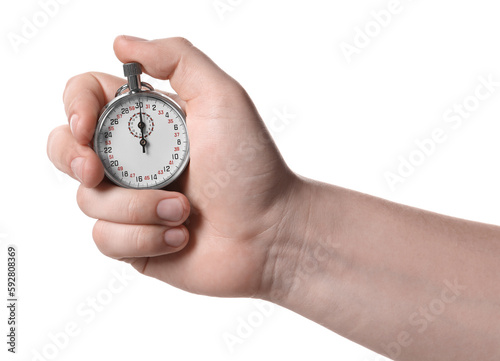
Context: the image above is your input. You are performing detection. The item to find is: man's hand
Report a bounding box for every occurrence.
[47,35,500,360]
[47,36,302,299]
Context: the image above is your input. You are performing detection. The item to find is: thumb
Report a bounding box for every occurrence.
[113,35,236,103]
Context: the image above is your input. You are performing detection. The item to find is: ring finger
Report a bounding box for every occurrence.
[93,220,189,259]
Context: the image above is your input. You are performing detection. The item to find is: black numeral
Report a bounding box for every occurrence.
[110,119,119,125]
[121,107,129,114]
[110,160,119,167]
[104,132,112,138]
[173,124,178,130]
[104,147,112,153]
[152,105,156,111]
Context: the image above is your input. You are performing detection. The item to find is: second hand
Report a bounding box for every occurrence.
[138,101,147,153]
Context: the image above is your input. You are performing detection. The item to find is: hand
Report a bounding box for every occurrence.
[47,36,500,360]
[47,36,302,299]
[138,102,146,153]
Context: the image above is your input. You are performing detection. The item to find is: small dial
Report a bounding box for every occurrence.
[128,112,154,138]
[94,92,189,189]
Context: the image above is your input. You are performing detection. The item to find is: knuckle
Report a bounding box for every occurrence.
[133,226,152,254]
[171,36,193,48]
[65,73,80,88]
[65,72,91,88]
[46,126,64,162]
[63,75,77,99]
[125,193,142,224]
[92,221,110,255]
[64,72,103,109]
[220,80,247,99]
[76,185,90,215]
[66,87,92,114]
[63,73,85,103]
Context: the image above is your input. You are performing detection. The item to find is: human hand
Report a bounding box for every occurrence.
[47,36,303,299]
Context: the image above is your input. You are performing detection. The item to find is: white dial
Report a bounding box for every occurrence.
[94,92,189,189]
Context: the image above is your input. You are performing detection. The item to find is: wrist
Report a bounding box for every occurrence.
[259,177,344,306]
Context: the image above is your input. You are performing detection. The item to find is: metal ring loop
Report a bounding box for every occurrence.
[141,82,154,91]
[115,84,129,97]
[115,82,155,97]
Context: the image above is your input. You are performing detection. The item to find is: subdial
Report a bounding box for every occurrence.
[128,112,154,138]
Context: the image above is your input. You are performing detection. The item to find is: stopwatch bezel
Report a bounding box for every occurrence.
[93,89,190,190]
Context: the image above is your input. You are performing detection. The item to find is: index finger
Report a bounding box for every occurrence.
[63,72,125,144]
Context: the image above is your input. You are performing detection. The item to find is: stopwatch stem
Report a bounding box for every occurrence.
[123,63,142,93]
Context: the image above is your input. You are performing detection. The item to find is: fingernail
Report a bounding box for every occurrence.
[71,157,85,183]
[157,198,184,222]
[122,35,148,42]
[164,228,186,248]
[70,114,79,136]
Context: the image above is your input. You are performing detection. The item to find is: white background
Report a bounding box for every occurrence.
[2,0,500,360]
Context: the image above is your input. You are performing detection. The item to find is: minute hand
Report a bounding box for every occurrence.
[138,103,147,153]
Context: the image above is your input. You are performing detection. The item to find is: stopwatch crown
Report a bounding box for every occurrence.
[123,63,142,93]
[123,62,142,77]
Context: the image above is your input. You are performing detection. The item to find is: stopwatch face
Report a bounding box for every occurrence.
[94,91,189,189]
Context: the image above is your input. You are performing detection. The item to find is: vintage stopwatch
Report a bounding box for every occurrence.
[94,63,189,189]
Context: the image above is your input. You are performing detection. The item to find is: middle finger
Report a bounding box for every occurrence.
[77,182,191,226]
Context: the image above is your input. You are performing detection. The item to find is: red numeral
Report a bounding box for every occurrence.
[168,119,173,124]
[158,110,164,115]
[130,173,135,178]
[174,147,180,151]
[117,166,123,171]
[105,140,111,145]
[146,104,150,109]
[109,155,114,159]
[158,170,164,175]
[129,106,135,111]
[117,114,122,119]
[169,160,174,165]
[108,126,115,131]
[145,176,150,180]
[174,132,179,137]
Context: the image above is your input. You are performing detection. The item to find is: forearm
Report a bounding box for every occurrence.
[267,178,500,360]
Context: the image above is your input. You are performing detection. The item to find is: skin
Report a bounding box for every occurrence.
[47,36,500,360]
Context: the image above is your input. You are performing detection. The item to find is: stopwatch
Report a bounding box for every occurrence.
[94,63,189,189]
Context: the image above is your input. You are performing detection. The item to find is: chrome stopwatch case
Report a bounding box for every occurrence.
[94,63,189,189]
